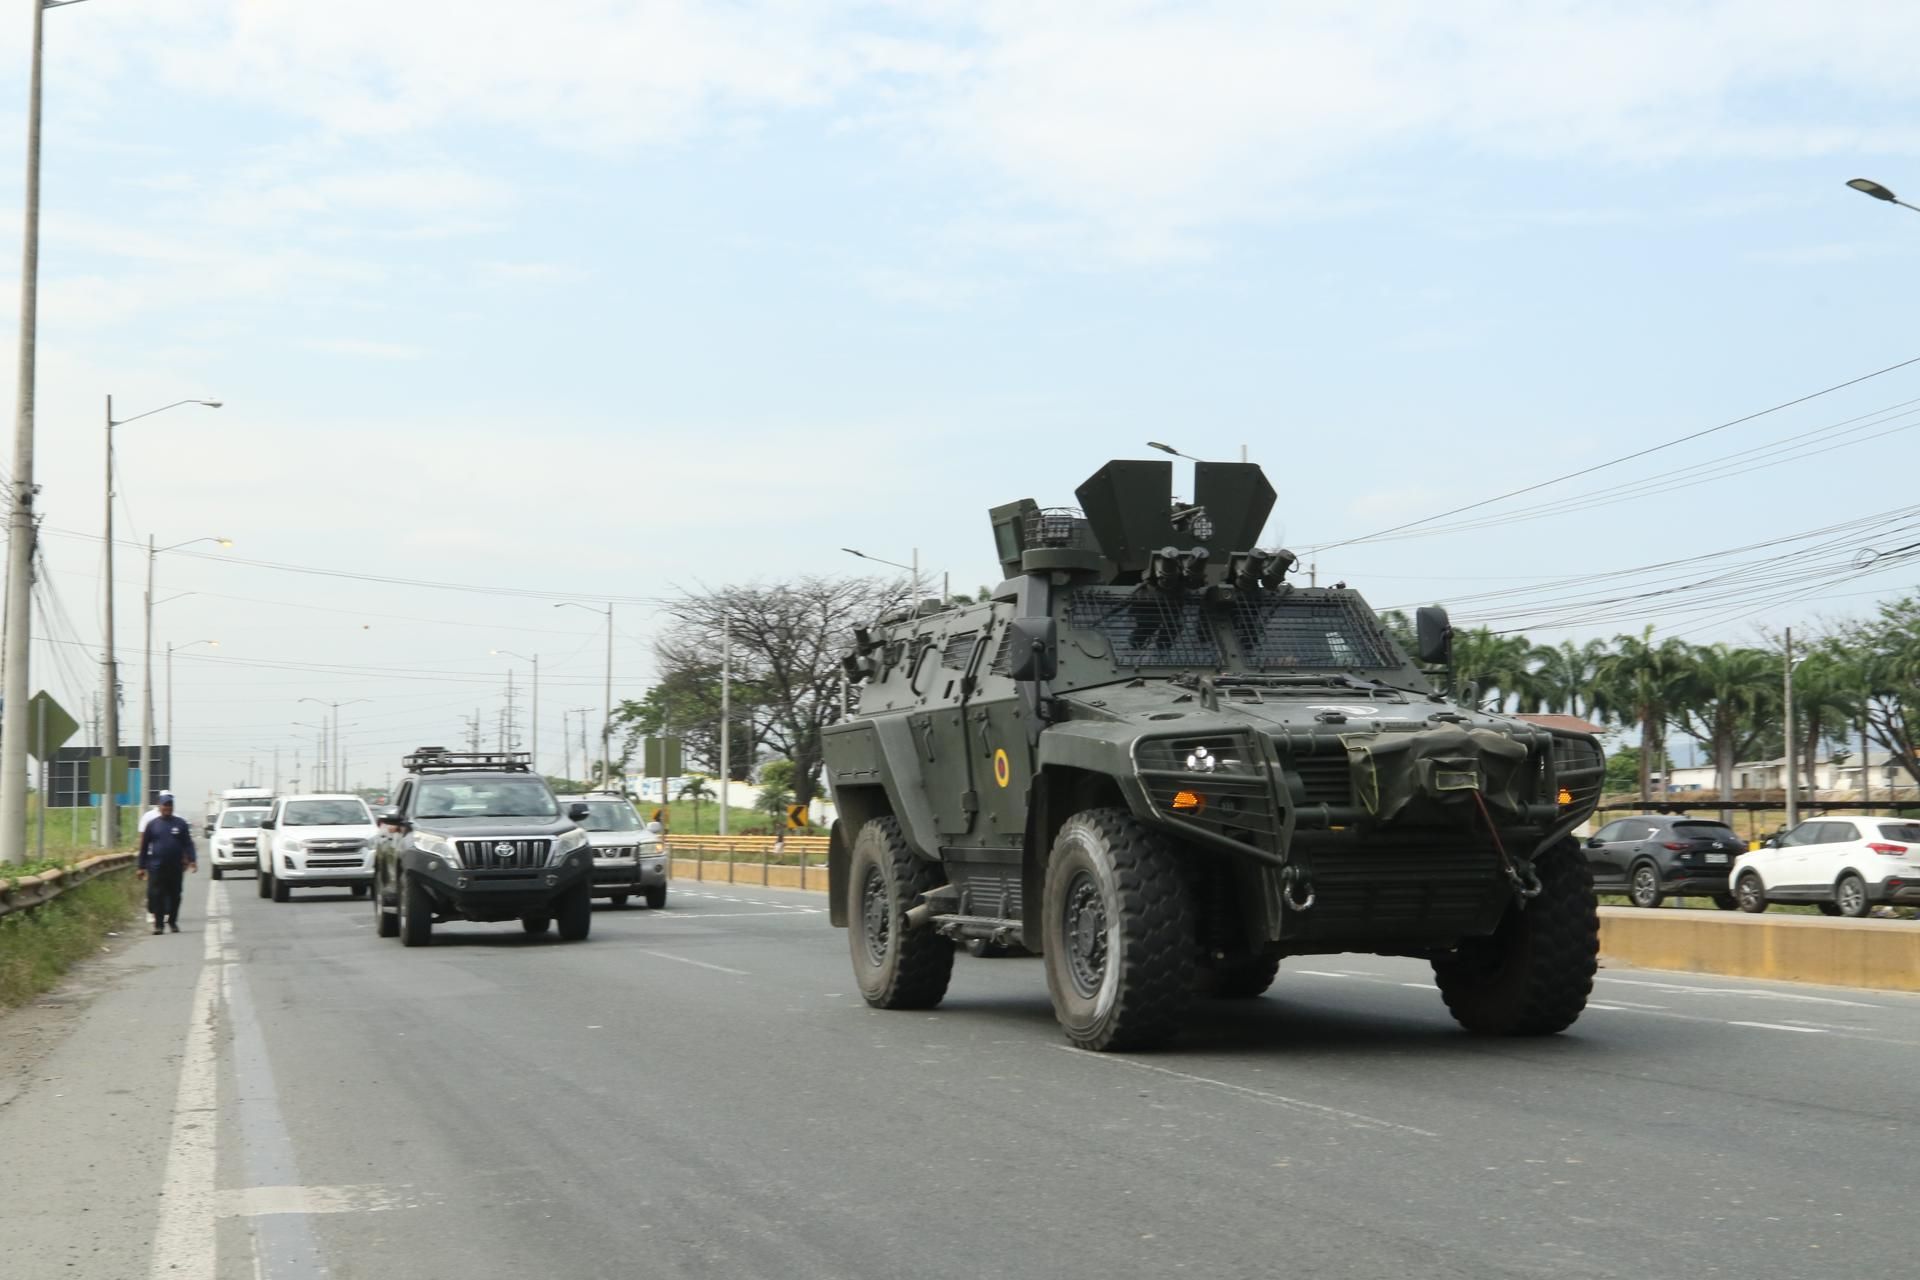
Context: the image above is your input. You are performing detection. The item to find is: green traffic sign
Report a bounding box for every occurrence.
[642,736,683,776]
[26,690,78,762]
[88,754,130,795]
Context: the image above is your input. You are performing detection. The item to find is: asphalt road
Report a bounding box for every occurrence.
[6,874,1919,1280]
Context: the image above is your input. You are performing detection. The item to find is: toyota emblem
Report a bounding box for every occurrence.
[493,842,515,859]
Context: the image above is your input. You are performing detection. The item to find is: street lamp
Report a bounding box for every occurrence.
[166,639,217,761]
[491,649,540,773]
[1146,440,1202,461]
[554,603,613,788]
[142,536,229,807]
[300,697,368,792]
[92,397,221,844]
[0,0,107,862]
[1847,177,1920,213]
[841,546,925,601]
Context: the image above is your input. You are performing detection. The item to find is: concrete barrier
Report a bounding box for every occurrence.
[1598,905,1920,992]
[670,857,826,893]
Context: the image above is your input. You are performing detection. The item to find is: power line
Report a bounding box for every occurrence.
[1310,351,1920,553]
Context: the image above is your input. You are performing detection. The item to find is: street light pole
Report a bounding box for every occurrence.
[166,639,215,757]
[99,397,117,845]
[1784,626,1798,828]
[555,604,613,786]
[719,621,730,836]
[1847,177,1920,214]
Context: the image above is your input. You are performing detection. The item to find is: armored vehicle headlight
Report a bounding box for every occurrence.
[415,831,460,866]
[1185,745,1217,773]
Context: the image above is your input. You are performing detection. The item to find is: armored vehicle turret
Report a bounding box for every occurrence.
[823,458,1605,1051]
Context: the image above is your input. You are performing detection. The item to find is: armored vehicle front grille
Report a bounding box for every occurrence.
[1067,588,1220,668]
[455,838,551,870]
[1286,752,1352,806]
[1291,843,1505,937]
[1551,735,1605,809]
[941,631,978,669]
[1231,594,1394,669]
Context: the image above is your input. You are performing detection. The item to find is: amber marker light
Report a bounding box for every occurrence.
[1171,790,1205,813]
[1557,787,1575,806]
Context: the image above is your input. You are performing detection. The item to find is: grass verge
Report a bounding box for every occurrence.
[0,868,143,1009]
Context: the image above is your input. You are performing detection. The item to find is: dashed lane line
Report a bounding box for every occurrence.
[1057,1048,1439,1138]
[1727,1021,1829,1034]
[637,949,750,976]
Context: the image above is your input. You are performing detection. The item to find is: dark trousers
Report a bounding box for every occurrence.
[146,863,185,925]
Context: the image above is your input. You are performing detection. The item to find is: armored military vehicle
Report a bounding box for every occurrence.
[822,458,1605,1051]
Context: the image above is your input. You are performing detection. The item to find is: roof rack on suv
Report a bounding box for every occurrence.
[401,747,534,775]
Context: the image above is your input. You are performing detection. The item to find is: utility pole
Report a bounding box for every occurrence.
[140,535,153,807]
[0,0,49,864]
[99,396,119,847]
[719,620,730,836]
[272,746,279,795]
[1784,626,1797,828]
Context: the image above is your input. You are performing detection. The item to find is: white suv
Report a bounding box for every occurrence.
[1729,816,1920,917]
[256,794,378,903]
[209,806,269,879]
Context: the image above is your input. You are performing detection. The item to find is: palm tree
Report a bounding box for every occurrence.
[1596,627,1692,803]
[1523,638,1610,719]
[1450,628,1539,710]
[1788,650,1857,804]
[677,775,714,833]
[1672,644,1775,820]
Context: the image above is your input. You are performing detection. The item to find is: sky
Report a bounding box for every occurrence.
[3,0,1920,808]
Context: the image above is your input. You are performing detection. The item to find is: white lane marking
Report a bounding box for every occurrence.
[1057,1048,1439,1138]
[217,1184,405,1218]
[638,949,749,976]
[147,881,227,1280]
[1293,969,1355,979]
[1597,976,1878,1008]
[1399,982,1433,990]
[1728,1021,1828,1034]
[650,909,823,920]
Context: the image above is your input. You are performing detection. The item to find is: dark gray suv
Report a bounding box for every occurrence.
[372,748,596,945]
[1584,814,1746,909]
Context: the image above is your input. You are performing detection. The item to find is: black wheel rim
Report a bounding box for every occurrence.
[1062,869,1109,999]
[860,864,890,967]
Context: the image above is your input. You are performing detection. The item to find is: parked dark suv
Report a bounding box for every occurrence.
[1583,814,1746,909]
[372,748,596,945]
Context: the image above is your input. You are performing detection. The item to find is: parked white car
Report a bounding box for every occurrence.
[256,794,378,903]
[1729,816,1920,917]
[208,806,270,879]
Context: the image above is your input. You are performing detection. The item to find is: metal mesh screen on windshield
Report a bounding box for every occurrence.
[1067,588,1222,668]
[1230,595,1393,669]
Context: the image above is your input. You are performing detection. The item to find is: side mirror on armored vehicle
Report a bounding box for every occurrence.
[1007,616,1058,681]
[1415,605,1453,666]
[568,802,592,823]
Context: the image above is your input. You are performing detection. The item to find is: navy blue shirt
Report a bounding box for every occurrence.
[138,814,197,871]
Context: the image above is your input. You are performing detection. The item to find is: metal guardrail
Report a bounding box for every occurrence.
[667,834,829,855]
[0,851,136,919]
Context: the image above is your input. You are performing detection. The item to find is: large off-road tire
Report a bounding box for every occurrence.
[1628,862,1663,909]
[256,869,272,899]
[556,885,592,941]
[1041,808,1197,1051]
[846,816,954,1010]
[1735,872,1769,913]
[399,874,432,947]
[645,885,667,910]
[1202,953,1282,999]
[374,877,399,937]
[1835,874,1870,919]
[272,875,290,904]
[1431,839,1597,1036]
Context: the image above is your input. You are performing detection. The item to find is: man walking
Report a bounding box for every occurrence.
[136,791,196,935]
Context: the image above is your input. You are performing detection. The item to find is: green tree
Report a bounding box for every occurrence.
[677,775,714,833]
[1596,627,1692,804]
[1671,643,1775,819]
[756,758,795,820]
[1524,638,1612,720]
[1449,627,1538,710]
